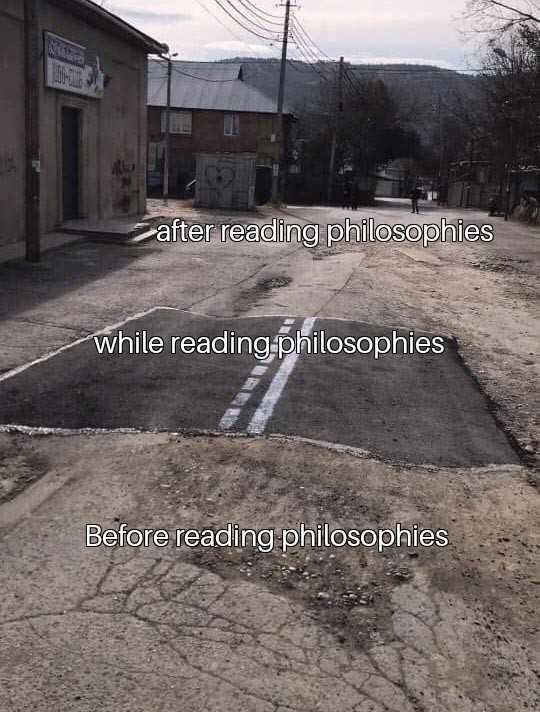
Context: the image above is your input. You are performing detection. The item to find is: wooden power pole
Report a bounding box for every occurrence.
[327,56,344,205]
[271,0,292,204]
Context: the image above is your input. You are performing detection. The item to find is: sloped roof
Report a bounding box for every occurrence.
[148,60,291,115]
[52,0,166,53]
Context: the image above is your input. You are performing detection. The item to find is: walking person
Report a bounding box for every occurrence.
[350,182,360,211]
[342,182,351,210]
[410,186,422,214]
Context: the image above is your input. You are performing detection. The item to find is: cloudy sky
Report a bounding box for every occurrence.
[105,0,474,69]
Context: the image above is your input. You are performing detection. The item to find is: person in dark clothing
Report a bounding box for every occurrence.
[488,194,499,217]
[410,186,422,214]
[350,182,360,211]
[342,183,351,209]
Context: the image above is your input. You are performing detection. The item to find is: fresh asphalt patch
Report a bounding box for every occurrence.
[0,308,518,467]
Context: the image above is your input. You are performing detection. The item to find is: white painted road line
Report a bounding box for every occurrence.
[247,317,316,435]
[242,377,260,392]
[251,365,268,377]
[0,306,180,384]
[231,392,252,407]
[218,407,242,430]
[218,318,298,431]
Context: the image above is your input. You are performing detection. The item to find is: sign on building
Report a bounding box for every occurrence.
[44,32,104,99]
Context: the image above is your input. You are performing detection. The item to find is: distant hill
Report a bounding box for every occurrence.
[221,57,481,139]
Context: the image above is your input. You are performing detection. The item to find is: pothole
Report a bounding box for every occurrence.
[258,276,292,290]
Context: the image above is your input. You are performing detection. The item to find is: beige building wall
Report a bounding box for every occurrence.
[0,0,151,253]
[0,1,26,248]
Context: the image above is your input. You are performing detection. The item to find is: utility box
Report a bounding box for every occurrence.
[195,153,256,211]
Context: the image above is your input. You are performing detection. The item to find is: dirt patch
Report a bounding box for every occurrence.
[470,256,532,274]
[127,434,539,657]
[0,434,48,504]
[233,274,292,314]
[258,276,292,289]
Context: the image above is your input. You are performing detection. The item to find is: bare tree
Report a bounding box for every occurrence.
[465,1,539,36]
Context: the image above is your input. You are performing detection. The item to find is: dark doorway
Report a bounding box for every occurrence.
[62,107,80,220]
[255,165,272,205]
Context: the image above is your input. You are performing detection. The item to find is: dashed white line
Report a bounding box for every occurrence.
[218,407,242,430]
[247,317,316,435]
[231,392,252,407]
[242,377,260,391]
[218,317,298,431]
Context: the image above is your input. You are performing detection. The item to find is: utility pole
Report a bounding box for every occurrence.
[327,56,344,205]
[437,94,443,206]
[271,0,292,204]
[163,56,172,204]
[504,55,515,222]
[24,0,41,262]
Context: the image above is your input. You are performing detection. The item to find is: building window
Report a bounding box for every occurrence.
[161,110,192,135]
[224,113,240,136]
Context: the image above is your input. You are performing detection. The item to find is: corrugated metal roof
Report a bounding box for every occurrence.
[148,60,289,115]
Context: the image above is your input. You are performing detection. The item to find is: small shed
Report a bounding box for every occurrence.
[195,153,256,211]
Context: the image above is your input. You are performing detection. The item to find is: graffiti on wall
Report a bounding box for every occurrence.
[205,165,235,192]
[112,159,136,212]
[0,154,17,177]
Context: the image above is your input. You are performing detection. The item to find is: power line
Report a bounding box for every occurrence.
[291,28,330,68]
[289,26,335,80]
[194,0,280,59]
[173,66,240,82]
[235,0,282,27]
[239,0,282,21]
[210,0,280,41]
[152,58,241,82]
[290,38,332,79]
[222,0,280,34]
[292,14,336,63]
[292,10,481,76]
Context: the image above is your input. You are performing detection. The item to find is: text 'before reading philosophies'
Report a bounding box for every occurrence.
[156,218,494,249]
[93,329,446,361]
[86,522,450,554]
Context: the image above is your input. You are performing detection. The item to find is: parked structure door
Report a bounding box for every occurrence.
[62,108,80,220]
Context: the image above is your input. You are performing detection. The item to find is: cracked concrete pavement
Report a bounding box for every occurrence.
[1,434,538,712]
[0,198,539,710]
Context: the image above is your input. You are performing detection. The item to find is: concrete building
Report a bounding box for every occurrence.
[447,161,497,210]
[0,0,165,261]
[147,60,294,201]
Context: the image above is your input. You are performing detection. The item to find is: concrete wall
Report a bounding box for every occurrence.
[39,1,148,230]
[0,0,150,252]
[0,1,26,247]
[447,181,496,210]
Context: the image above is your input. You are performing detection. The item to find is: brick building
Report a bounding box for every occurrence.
[147,60,294,198]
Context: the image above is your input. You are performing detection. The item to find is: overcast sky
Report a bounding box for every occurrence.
[105,0,473,69]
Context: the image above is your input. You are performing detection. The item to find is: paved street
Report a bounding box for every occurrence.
[0,199,538,712]
[0,309,518,466]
